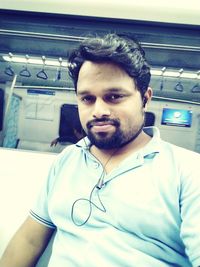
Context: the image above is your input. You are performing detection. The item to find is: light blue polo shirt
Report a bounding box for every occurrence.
[30,127,200,267]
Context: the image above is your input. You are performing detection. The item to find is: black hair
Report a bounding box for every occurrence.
[68,33,151,98]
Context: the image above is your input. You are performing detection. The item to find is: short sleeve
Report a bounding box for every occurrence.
[179,151,200,267]
[29,160,58,229]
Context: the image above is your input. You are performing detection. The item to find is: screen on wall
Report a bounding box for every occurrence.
[161,108,192,127]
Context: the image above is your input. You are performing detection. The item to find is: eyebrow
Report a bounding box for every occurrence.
[76,90,91,96]
[77,87,128,96]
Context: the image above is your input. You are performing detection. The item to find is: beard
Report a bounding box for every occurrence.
[86,118,144,150]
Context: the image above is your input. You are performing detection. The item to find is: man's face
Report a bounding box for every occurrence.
[76,61,151,150]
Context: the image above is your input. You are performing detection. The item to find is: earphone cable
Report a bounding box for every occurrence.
[71,181,106,227]
[71,139,118,226]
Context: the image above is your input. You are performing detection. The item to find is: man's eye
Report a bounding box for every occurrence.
[81,95,95,103]
[105,94,124,102]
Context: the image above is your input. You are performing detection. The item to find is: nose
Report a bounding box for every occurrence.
[92,99,111,118]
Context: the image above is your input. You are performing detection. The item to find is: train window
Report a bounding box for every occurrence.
[59,104,84,143]
[0,89,4,131]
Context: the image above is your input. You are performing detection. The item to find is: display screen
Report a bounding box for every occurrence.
[161,108,192,127]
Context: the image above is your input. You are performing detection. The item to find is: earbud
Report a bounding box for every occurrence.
[143,97,147,107]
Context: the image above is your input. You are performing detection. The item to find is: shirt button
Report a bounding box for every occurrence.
[93,162,99,169]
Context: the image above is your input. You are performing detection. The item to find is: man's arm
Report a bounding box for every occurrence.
[0,216,54,267]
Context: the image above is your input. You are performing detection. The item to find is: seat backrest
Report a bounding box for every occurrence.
[145,112,155,127]
[0,148,56,265]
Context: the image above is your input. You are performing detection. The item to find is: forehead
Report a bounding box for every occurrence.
[77,61,136,93]
[78,61,128,79]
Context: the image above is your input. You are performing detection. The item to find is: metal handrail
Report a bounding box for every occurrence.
[0,29,200,52]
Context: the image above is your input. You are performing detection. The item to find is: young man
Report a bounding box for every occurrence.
[0,33,200,267]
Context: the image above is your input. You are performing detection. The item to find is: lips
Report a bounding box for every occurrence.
[87,119,118,128]
[87,119,119,133]
[91,121,114,127]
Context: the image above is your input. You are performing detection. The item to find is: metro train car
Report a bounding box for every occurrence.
[0,1,200,266]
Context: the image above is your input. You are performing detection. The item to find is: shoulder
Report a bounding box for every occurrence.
[43,144,82,189]
[159,140,200,179]
[52,144,82,169]
[161,141,200,164]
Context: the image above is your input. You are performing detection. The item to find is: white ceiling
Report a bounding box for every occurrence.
[0,0,200,26]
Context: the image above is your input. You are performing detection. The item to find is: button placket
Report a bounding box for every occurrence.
[93,162,100,169]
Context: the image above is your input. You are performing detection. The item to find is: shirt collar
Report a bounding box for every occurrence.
[141,126,161,158]
[76,136,91,150]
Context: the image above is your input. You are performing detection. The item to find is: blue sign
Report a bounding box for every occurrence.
[161,108,192,127]
[27,89,55,96]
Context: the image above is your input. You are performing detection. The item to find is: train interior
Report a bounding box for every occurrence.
[0,3,200,266]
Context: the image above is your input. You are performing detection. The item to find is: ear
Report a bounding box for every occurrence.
[143,87,153,110]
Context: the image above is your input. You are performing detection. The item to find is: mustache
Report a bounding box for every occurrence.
[86,118,120,129]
